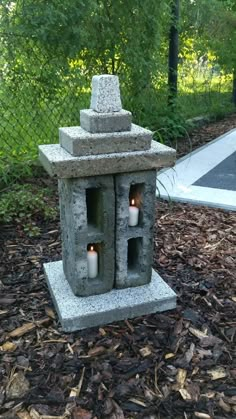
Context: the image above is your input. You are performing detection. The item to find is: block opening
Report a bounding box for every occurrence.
[86,188,103,231]
[127,237,142,275]
[129,183,144,226]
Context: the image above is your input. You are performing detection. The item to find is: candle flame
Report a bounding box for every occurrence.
[90,246,94,251]
[131,199,135,206]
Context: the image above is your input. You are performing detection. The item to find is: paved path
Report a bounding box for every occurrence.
[156,129,236,211]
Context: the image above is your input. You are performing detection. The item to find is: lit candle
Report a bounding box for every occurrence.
[87,245,98,278]
[128,199,139,226]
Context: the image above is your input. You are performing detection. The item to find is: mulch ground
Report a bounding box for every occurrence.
[171,112,236,158]
[0,115,236,419]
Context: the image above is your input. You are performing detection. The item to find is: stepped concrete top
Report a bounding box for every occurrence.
[39,74,176,178]
[39,141,176,178]
[90,75,122,113]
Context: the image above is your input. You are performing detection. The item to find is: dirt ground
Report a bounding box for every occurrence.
[0,115,236,419]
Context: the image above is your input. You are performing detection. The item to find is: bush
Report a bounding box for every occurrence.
[0,184,58,236]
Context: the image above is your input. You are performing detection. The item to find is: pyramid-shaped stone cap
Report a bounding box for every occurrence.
[90,75,122,113]
[39,73,176,173]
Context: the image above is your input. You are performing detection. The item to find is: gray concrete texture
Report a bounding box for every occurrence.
[115,171,156,288]
[44,260,177,331]
[59,123,152,157]
[39,141,176,179]
[38,73,177,331]
[80,109,132,133]
[90,75,122,113]
[58,175,115,296]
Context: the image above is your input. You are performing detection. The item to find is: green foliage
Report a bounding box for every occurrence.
[178,91,235,119]
[153,109,188,144]
[0,0,169,95]
[181,0,236,72]
[0,0,171,183]
[0,83,89,185]
[0,0,235,188]
[0,184,58,235]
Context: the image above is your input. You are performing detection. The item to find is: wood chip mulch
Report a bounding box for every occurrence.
[173,112,236,158]
[0,115,236,419]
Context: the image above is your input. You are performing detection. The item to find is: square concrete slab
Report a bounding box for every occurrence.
[156,129,236,211]
[44,261,177,332]
[39,140,176,178]
[59,123,151,156]
[80,109,132,133]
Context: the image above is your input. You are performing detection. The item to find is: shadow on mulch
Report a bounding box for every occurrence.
[0,115,236,419]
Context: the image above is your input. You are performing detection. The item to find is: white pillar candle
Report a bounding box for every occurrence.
[87,246,98,278]
[128,199,139,226]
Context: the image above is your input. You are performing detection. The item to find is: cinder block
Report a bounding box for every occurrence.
[90,75,122,113]
[59,123,152,156]
[115,170,156,289]
[58,175,115,296]
[80,109,132,133]
[44,261,177,332]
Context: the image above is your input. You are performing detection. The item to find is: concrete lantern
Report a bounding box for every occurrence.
[39,75,177,331]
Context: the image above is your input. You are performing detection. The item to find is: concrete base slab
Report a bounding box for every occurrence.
[44,261,176,332]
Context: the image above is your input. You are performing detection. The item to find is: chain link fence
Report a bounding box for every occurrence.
[0,35,234,185]
[0,36,91,184]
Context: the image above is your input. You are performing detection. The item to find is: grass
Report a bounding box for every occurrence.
[177,71,234,118]
[178,91,235,119]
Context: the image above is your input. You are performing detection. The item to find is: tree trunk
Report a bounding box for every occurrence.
[233,69,236,106]
[168,0,180,107]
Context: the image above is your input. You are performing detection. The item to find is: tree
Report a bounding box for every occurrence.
[180,0,236,106]
[168,0,180,106]
[206,0,236,105]
[233,69,236,105]
[0,0,168,110]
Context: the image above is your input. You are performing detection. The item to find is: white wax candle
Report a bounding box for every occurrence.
[128,199,139,226]
[87,246,98,278]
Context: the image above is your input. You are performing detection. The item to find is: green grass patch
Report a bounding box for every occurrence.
[177,91,235,119]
